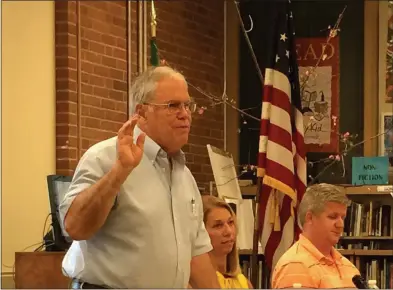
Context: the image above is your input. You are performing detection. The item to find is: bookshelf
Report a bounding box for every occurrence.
[238,184,393,288]
[337,185,393,289]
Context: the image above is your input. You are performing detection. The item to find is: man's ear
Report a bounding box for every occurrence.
[305,211,313,225]
[135,104,146,119]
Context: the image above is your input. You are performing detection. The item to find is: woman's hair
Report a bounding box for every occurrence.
[201,195,240,277]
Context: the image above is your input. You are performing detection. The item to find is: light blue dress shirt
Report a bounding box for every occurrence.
[59,126,212,288]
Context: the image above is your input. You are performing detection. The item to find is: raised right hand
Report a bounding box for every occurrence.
[116,115,146,173]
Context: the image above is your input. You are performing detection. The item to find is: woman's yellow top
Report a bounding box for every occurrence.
[216,271,249,289]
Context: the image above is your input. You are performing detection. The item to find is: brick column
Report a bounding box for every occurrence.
[54,0,225,189]
[55,1,133,176]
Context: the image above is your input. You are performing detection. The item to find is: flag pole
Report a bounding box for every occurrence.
[251,176,262,287]
[150,0,159,66]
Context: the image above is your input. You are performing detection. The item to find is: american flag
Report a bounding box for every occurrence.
[257,0,307,270]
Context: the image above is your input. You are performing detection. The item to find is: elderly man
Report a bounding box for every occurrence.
[59,66,220,289]
[272,183,360,289]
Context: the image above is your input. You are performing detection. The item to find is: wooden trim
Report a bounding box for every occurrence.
[338,249,393,256]
[344,184,392,195]
[340,236,392,240]
[240,184,393,196]
[363,1,379,156]
[226,1,240,165]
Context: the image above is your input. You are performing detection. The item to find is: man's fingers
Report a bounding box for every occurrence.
[136,133,146,150]
[118,120,131,139]
[118,115,139,138]
[129,115,139,134]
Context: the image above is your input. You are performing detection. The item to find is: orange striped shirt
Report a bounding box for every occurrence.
[272,234,359,288]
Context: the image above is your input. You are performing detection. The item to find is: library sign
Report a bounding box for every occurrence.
[352,157,389,185]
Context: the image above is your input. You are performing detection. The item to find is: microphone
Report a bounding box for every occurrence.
[352,275,370,289]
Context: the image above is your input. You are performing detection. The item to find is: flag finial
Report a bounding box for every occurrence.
[151,1,157,38]
[150,1,159,66]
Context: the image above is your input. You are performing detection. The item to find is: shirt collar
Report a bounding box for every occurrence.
[298,234,343,265]
[133,125,186,164]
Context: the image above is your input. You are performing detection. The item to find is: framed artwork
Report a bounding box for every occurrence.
[379,112,393,167]
[296,36,340,153]
[384,2,393,103]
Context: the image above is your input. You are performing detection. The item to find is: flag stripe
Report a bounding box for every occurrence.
[261,101,292,134]
[257,1,306,272]
[258,152,295,189]
[264,68,291,96]
[259,121,293,155]
[264,194,292,267]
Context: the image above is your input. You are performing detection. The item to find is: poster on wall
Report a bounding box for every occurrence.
[380,113,393,166]
[295,37,340,153]
[385,2,393,103]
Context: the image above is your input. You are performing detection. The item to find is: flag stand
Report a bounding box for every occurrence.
[250,176,262,287]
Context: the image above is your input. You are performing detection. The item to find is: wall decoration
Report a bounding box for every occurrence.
[296,36,340,153]
[385,2,393,103]
[380,113,393,166]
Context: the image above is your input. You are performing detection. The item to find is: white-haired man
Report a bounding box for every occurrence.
[272,183,360,289]
[59,66,220,289]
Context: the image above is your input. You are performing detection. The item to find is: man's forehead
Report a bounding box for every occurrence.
[324,201,347,212]
[154,78,189,101]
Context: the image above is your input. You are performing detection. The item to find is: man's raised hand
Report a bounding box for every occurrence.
[116,115,146,173]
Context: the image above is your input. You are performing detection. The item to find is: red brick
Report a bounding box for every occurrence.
[55,0,224,188]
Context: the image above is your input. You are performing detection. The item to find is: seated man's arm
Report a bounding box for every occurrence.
[272,262,318,289]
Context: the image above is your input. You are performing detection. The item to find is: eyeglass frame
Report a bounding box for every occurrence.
[142,100,197,114]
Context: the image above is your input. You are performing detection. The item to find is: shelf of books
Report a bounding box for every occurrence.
[337,185,393,289]
[239,184,393,288]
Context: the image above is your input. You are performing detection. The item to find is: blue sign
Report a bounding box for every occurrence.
[352,157,389,185]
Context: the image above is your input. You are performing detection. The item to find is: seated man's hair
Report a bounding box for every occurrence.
[297,183,350,229]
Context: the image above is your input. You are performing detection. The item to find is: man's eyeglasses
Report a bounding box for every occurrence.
[143,101,197,114]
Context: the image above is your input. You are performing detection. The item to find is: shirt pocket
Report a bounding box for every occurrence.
[185,197,200,241]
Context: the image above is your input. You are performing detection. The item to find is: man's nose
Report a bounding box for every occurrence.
[336,217,344,228]
[177,106,190,119]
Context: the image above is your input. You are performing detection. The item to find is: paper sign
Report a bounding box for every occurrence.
[352,157,389,185]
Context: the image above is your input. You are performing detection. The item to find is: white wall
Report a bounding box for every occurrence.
[1,0,56,283]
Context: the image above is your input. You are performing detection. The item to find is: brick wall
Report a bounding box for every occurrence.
[55,0,224,189]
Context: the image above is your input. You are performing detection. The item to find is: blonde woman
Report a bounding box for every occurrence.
[200,195,253,289]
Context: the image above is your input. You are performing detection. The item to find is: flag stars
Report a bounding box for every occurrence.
[280,33,287,42]
[276,54,280,63]
[286,50,290,58]
[289,11,293,18]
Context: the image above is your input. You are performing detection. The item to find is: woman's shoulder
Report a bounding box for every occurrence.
[216,271,252,288]
[235,273,251,286]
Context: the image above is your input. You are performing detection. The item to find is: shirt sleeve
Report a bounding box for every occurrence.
[58,148,106,232]
[190,184,212,257]
[272,262,318,289]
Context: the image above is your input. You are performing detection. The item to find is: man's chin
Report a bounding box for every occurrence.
[176,135,188,145]
[330,236,340,246]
